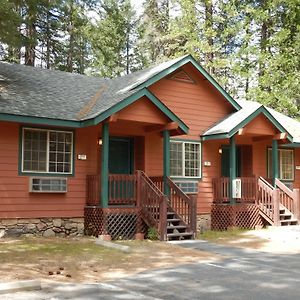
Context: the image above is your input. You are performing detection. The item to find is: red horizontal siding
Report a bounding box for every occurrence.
[0,121,99,219]
[149,65,234,214]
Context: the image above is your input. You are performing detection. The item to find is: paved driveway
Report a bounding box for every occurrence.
[4,240,300,300]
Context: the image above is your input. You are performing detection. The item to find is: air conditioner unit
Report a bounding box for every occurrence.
[232,179,242,199]
[29,177,67,193]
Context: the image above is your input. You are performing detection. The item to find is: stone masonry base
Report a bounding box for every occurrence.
[197,214,211,233]
[0,217,84,238]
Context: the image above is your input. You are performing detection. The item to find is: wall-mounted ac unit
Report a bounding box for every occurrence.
[30,177,67,193]
[232,179,242,199]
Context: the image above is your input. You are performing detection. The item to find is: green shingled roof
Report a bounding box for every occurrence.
[0,55,240,129]
[201,99,300,144]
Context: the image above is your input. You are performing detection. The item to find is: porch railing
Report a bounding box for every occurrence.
[257,177,300,225]
[86,175,99,206]
[86,172,195,240]
[212,177,257,204]
[109,174,137,205]
[257,177,279,225]
[139,171,168,241]
[86,174,137,206]
[212,177,230,203]
[150,176,197,235]
[275,178,299,221]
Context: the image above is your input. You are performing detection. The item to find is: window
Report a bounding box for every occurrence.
[267,148,294,181]
[22,128,73,174]
[170,141,201,178]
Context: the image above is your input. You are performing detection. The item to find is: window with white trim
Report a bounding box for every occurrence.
[170,141,201,178]
[22,128,73,174]
[267,148,294,181]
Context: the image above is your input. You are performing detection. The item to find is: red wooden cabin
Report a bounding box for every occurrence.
[0,55,299,240]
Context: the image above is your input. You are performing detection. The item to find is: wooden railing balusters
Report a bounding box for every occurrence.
[150,176,197,238]
[212,177,257,204]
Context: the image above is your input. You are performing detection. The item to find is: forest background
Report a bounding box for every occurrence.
[0,0,299,117]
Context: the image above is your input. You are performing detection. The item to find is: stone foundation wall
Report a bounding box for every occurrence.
[0,217,84,238]
[197,214,211,233]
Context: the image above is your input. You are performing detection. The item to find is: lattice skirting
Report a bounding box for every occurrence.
[211,204,264,231]
[84,206,148,240]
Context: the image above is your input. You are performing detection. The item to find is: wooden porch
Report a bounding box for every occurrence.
[84,171,197,241]
[212,177,300,230]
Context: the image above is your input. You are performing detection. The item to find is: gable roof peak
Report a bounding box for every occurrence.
[116,54,241,111]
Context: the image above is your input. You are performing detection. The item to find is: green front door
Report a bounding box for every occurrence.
[109,137,133,174]
[108,138,134,204]
[221,145,241,177]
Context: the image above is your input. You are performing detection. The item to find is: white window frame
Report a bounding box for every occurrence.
[267,148,294,181]
[22,127,73,175]
[170,140,201,179]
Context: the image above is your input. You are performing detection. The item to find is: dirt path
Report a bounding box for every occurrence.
[220,226,300,254]
[0,237,218,283]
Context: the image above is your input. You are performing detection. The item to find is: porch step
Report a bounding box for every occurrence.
[280,213,294,220]
[280,219,298,226]
[279,206,298,226]
[167,225,188,234]
[167,218,181,223]
[167,225,187,230]
[167,232,194,240]
[166,209,194,241]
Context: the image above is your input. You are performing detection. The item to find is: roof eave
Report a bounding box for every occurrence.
[0,113,81,128]
[0,88,189,134]
[201,106,293,142]
[82,88,189,134]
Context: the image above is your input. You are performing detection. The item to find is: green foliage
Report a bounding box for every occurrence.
[199,228,249,241]
[147,227,159,240]
[88,0,135,77]
[0,0,299,117]
[0,0,22,47]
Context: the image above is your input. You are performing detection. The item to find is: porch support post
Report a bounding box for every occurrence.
[272,139,279,186]
[101,122,109,208]
[163,130,170,195]
[229,136,237,204]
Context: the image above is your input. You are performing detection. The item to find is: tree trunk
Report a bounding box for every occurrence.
[46,4,51,69]
[24,8,37,66]
[67,1,74,73]
[204,0,214,74]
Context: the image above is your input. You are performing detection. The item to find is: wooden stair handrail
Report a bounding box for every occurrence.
[259,176,274,190]
[275,178,293,198]
[146,175,197,238]
[138,171,168,241]
[257,177,281,225]
[275,178,300,222]
[166,177,190,203]
[166,176,197,236]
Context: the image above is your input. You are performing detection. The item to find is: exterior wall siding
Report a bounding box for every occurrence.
[0,121,99,219]
[1,63,299,232]
[294,148,300,190]
[149,65,235,214]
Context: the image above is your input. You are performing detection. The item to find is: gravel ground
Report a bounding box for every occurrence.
[227,225,300,254]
